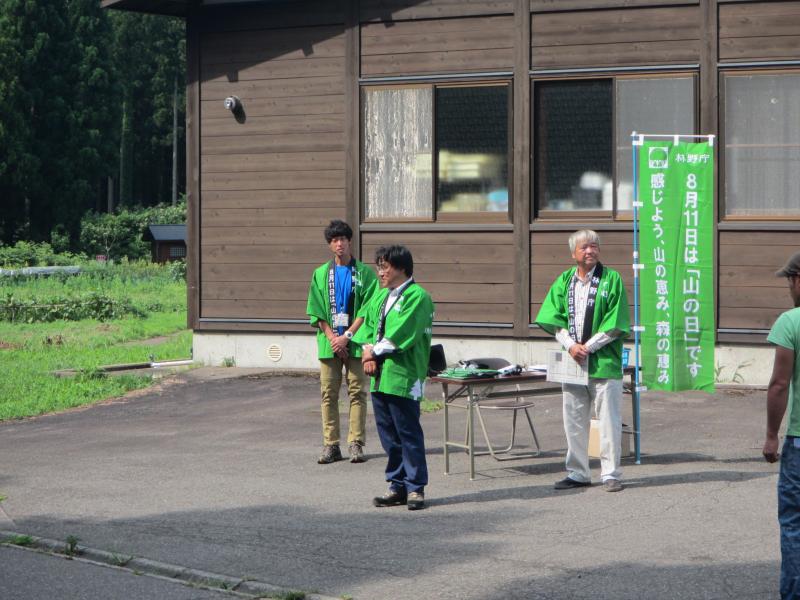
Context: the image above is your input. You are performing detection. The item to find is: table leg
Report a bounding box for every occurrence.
[468,386,475,481]
[442,383,450,475]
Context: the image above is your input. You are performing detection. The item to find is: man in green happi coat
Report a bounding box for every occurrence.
[535,229,630,492]
[355,245,434,511]
[307,220,378,465]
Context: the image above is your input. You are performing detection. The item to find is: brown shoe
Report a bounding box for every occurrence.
[407,491,425,511]
[373,488,407,507]
[317,445,342,464]
[349,442,365,463]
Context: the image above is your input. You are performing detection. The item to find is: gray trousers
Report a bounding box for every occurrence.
[562,378,623,482]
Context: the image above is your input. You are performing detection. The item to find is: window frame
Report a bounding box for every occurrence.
[720,68,800,221]
[360,79,514,225]
[531,72,698,223]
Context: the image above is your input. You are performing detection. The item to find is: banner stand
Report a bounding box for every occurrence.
[630,132,716,465]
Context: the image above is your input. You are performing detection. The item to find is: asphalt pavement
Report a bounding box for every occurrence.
[0,367,781,599]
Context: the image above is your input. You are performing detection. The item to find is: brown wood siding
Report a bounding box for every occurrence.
[360,15,514,77]
[719,1,800,62]
[199,22,346,322]
[718,231,797,330]
[530,231,634,332]
[198,1,344,32]
[531,6,701,69]
[361,232,515,324]
[360,0,513,22]
[531,0,697,11]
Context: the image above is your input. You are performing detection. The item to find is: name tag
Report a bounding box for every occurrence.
[333,313,350,328]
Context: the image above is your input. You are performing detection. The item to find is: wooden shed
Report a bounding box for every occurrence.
[103,0,800,383]
[144,224,187,263]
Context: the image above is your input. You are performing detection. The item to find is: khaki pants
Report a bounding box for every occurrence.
[319,356,368,446]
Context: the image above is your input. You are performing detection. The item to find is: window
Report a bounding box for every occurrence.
[169,245,186,259]
[362,83,510,221]
[724,72,800,217]
[533,75,695,218]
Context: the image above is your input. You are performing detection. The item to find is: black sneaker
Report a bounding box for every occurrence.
[317,445,342,464]
[407,491,425,511]
[373,489,407,507]
[553,477,591,490]
[349,442,365,463]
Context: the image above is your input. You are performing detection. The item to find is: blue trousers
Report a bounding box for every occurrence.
[372,391,428,494]
[780,437,800,599]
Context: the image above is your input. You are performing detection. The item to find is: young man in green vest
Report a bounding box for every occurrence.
[356,245,434,510]
[306,220,378,465]
[535,229,630,492]
[763,251,800,598]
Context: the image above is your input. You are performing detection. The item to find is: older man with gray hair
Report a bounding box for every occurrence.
[535,230,630,492]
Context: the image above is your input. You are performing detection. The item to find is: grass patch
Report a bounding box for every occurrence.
[5,534,33,546]
[0,262,191,421]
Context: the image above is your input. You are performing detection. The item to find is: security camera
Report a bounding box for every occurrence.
[224,96,242,112]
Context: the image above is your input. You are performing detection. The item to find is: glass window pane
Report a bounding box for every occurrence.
[362,87,433,220]
[616,77,695,212]
[725,73,800,216]
[436,85,509,214]
[534,80,612,212]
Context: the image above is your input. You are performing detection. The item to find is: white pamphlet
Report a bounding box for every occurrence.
[546,349,589,385]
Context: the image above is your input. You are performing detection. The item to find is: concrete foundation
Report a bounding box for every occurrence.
[193,333,777,386]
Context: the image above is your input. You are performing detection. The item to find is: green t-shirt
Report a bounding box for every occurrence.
[767,307,800,436]
[306,259,379,359]
[353,283,434,401]
[534,265,630,380]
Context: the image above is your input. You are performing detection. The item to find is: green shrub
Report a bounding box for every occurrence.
[79,201,186,261]
[0,292,146,323]
[0,241,85,268]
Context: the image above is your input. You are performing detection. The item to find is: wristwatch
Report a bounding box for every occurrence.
[344,331,354,339]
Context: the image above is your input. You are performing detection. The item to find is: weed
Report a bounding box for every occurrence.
[275,593,306,600]
[222,356,236,368]
[110,554,133,567]
[77,367,107,381]
[0,494,6,502]
[6,535,33,546]
[64,535,80,557]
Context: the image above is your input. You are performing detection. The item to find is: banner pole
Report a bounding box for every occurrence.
[631,132,642,464]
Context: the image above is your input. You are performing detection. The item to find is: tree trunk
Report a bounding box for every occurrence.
[172,74,178,206]
[119,96,134,206]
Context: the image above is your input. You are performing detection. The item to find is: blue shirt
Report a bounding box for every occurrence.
[334,265,353,335]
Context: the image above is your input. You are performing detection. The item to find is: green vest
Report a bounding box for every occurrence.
[535,266,630,380]
[354,283,434,401]
[306,259,379,359]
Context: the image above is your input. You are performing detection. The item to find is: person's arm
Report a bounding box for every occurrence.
[556,328,588,364]
[584,330,621,353]
[763,345,795,463]
[318,320,348,358]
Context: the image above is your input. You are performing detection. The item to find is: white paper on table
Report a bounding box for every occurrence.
[545,350,588,385]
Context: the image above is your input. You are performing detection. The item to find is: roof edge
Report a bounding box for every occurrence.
[101,0,189,17]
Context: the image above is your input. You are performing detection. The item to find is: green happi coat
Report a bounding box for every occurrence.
[354,283,434,401]
[535,266,630,380]
[306,260,379,359]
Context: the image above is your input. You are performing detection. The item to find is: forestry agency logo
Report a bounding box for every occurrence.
[648,146,669,169]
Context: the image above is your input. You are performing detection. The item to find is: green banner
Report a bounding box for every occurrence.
[638,140,715,392]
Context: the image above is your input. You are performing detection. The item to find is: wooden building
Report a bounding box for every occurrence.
[144,224,187,263]
[103,0,800,383]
